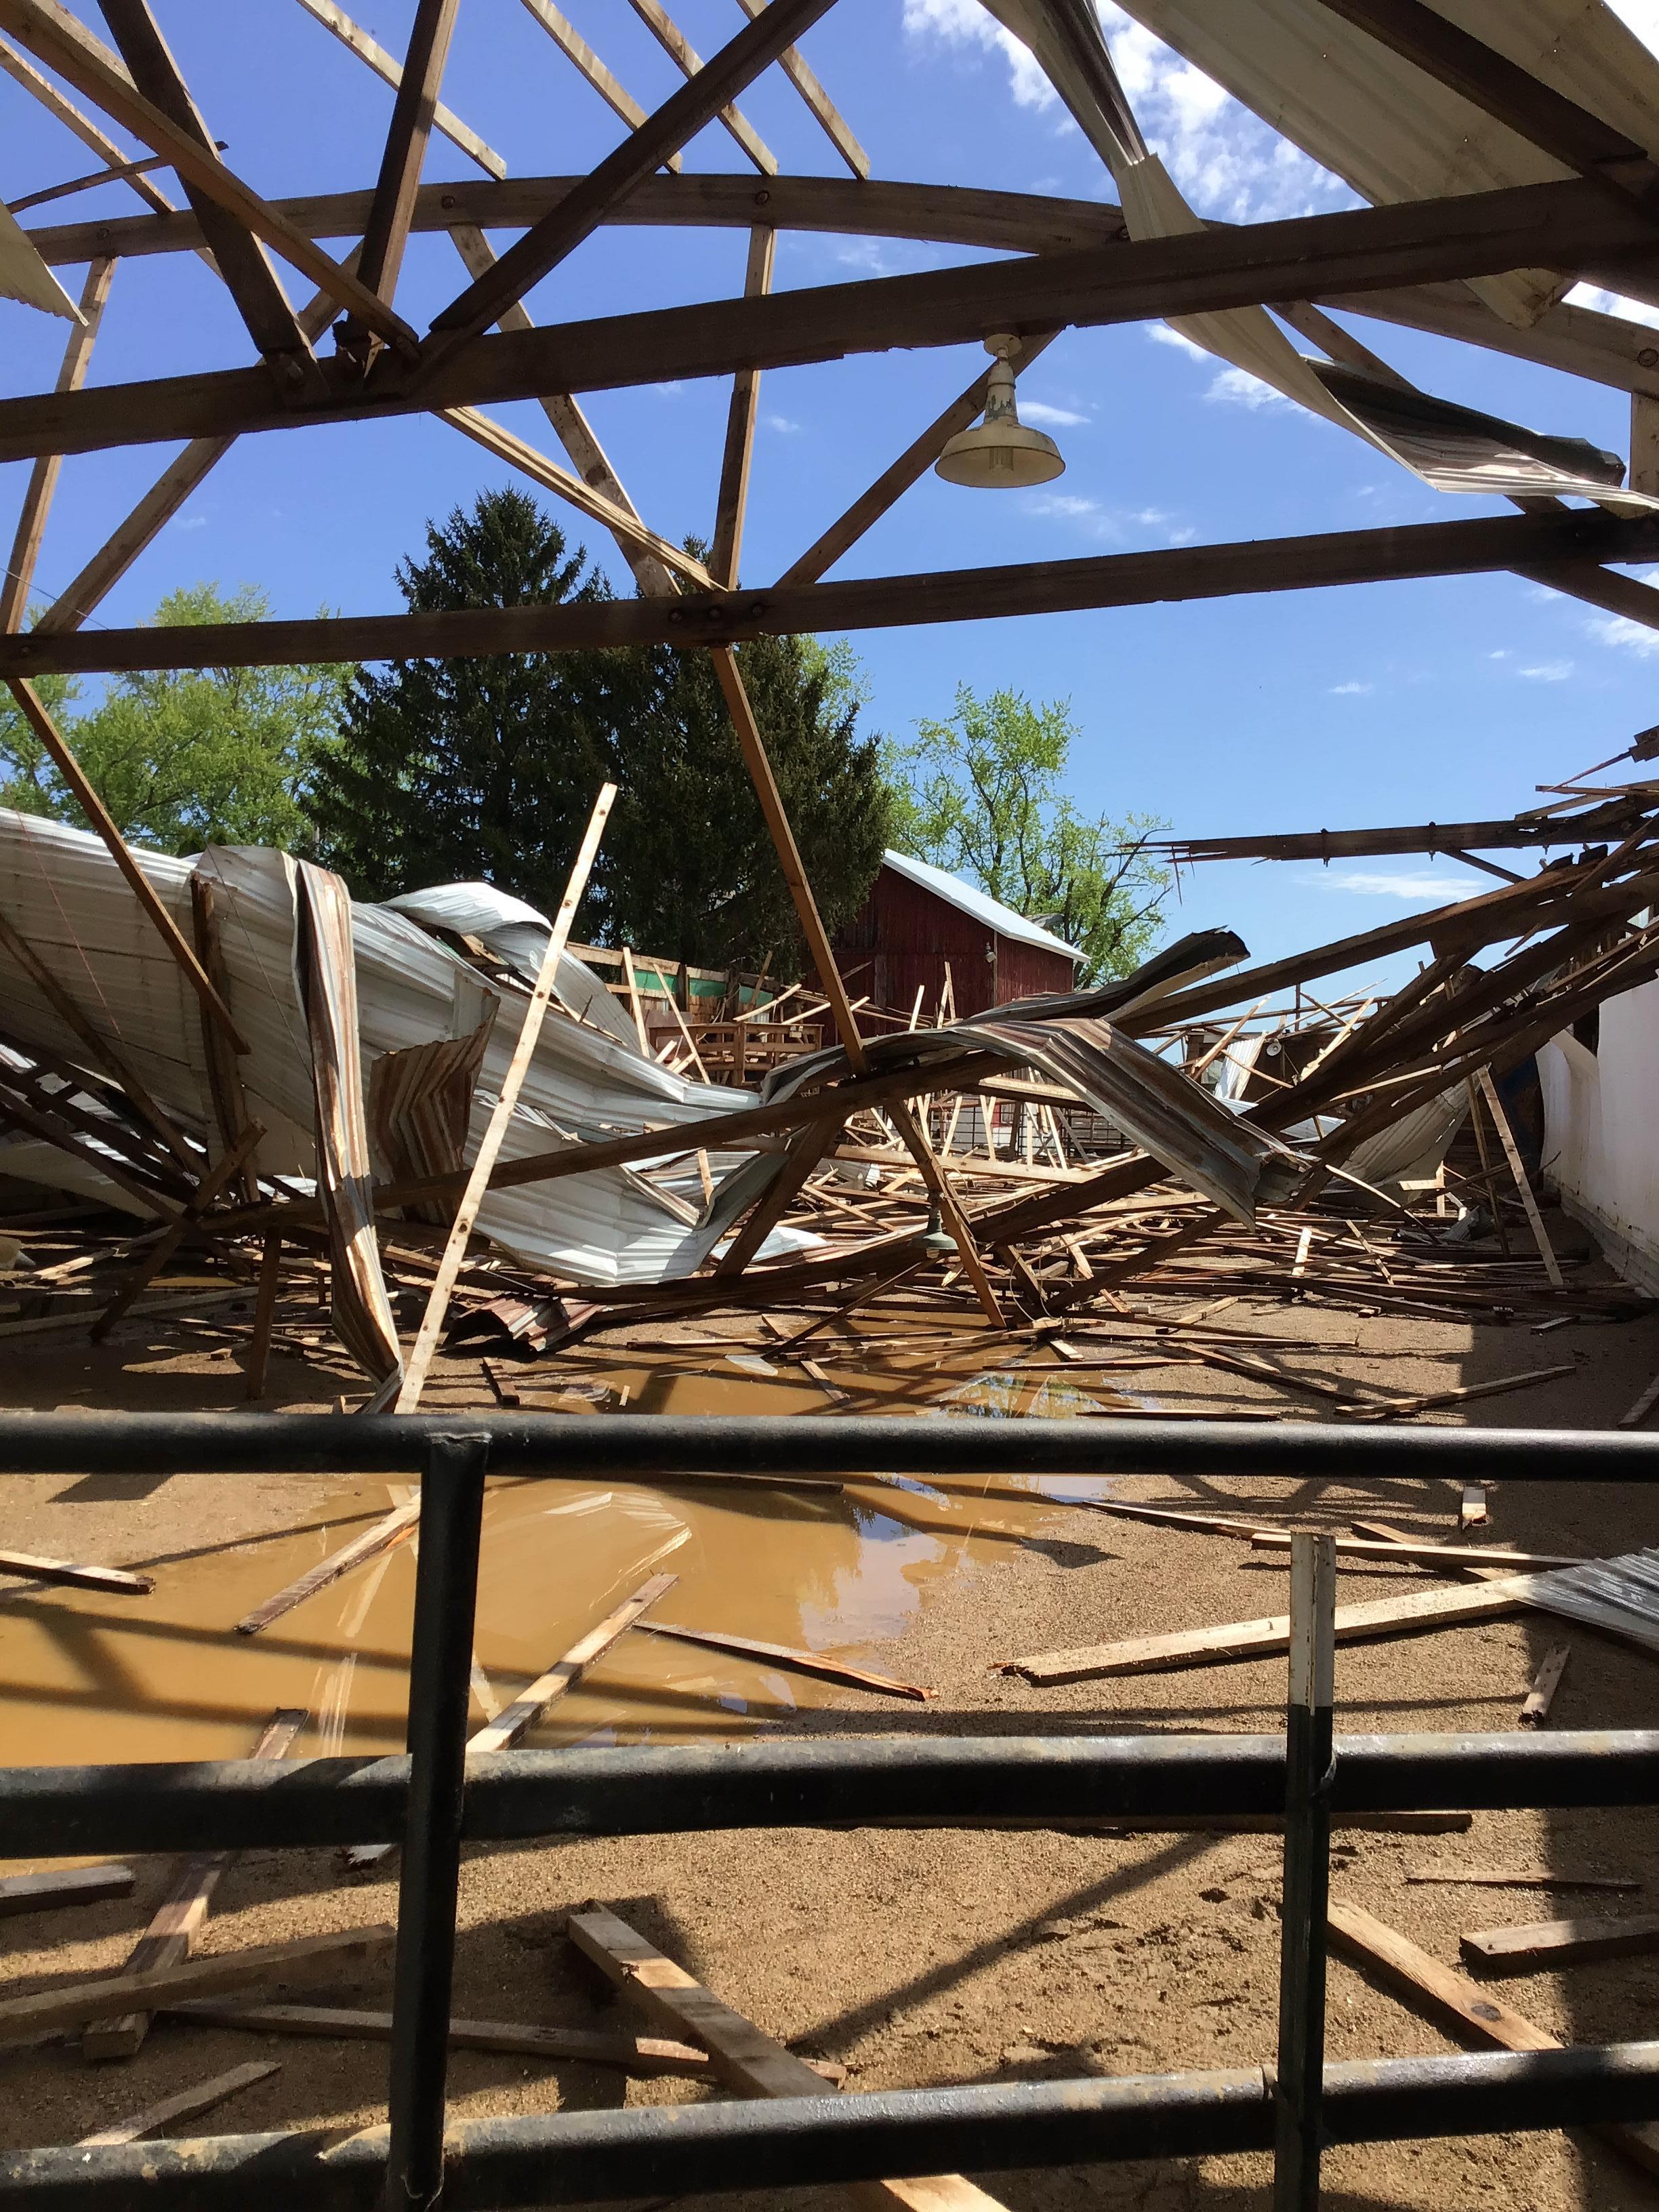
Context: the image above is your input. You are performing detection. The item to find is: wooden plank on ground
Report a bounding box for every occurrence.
[1521,1642,1572,1725]
[640,1620,933,1700]
[163,1999,712,2076]
[0,1927,393,2046]
[569,1904,1009,2212]
[236,1504,419,1634]
[1330,1898,1659,2177]
[1249,1532,1582,1572]
[0,1550,150,1593]
[1009,1572,1539,1684]
[0,1864,134,1917]
[1406,1867,1639,1892]
[83,1707,307,2057]
[1460,1913,1659,1972]
[76,2060,279,2145]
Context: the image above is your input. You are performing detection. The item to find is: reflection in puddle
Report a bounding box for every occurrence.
[0,1337,1123,1774]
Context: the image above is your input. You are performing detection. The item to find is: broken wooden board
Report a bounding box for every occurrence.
[0,1926,393,2046]
[1406,1868,1638,1893]
[569,1904,1007,2212]
[1460,1914,1659,1972]
[1009,1572,1537,1683]
[0,1864,134,1917]
[236,1504,420,1634]
[0,1549,151,1593]
[1521,1643,1572,1725]
[164,1999,714,2077]
[1249,1532,1583,1572]
[1330,1899,1659,2179]
[638,1620,933,1700]
[75,2060,279,2146]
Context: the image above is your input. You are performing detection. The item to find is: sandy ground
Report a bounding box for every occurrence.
[4,1210,1659,2211]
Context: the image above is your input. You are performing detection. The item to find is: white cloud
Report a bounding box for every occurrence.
[172,514,208,531]
[1019,399,1089,428]
[1329,680,1372,695]
[900,0,1055,108]
[1489,649,1509,659]
[1584,569,1659,656]
[1145,323,1207,360]
[1025,492,1101,520]
[1563,281,1659,332]
[1205,366,1294,413]
[764,413,801,434]
[1518,659,1574,682]
[1021,493,1193,546]
[1305,868,1488,901]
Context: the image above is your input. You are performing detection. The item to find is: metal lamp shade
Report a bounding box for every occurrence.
[935,348,1065,488]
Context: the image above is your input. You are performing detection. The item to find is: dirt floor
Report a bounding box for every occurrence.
[5,1205,1659,2210]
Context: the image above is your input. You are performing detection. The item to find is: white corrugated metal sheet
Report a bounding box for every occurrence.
[880,849,1084,962]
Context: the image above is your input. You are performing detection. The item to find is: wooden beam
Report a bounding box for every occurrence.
[12,508,1659,678]
[1460,1913,1659,1971]
[418,0,836,365]
[447,224,680,599]
[0,1926,392,2047]
[514,0,680,160]
[75,2062,279,2146]
[717,1111,839,1274]
[777,329,1059,586]
[711,224,777,588]
[89,1122,264,1344]
[0,1864,135,1916]
[730,0,867,177]
[3,682,249,1050]
[394,783,615,1412]
[468,1568,680,1753]
[163,1999,710,2076]
[0,255,113,634]
[0,33,177,216]
[0,1551,149,1592]
[236,1500,421,1635]
[0,0,416,353]
[1475,1066,1563,1288]
[98,0,325,396]
[350,0,459,314]
[287,0,505,179]
[626,0,776,173]
[9,176,1657,464]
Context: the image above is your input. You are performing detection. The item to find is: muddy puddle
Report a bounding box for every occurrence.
[0,1336,1136,1772]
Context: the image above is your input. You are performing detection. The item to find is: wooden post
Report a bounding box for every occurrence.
[1274,1531,1336,2211]
[710,224,775,588]
[4,680,248,1053]
[394,783,615,1412]
[1474,1067,1563,1288]
[708,643,1002,1324]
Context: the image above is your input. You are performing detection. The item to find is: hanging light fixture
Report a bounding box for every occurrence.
[918,1197,957,1256]
[935,332,1065,489]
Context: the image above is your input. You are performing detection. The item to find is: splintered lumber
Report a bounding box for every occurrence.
[470,1561,687,1755]
[639,1620,933,1700]
[1406,1868,1639,1893]
[0,1925,394,2047]
[163,2000,712,2078]
[347,1565,685,1870]
[0,1549,151,1593]
[76,2060,279,2146]
[1521,1643,1572,1725]
[0,1864,134,1917]
[1460,1914,1659,1972]
[1248,1532,1583,1572]
[569,1905,1005,2212]
[236,1502,420,1634]
[1329,1900,1659,2177]
[84,1707,307,2057]
[1475,1067,1563,1289]
[396,781,616,1413]
[1009,1571,1539,1683]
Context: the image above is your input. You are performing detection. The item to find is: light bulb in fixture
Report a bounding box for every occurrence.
[935,331,1065,489]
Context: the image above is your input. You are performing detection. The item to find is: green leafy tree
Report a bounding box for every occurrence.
[304,489,616,916]
[306,491,890,972]
[887,684,1170,985]
[0,584,351,853]
[601,628,891,973]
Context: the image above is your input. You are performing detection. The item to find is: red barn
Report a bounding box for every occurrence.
[825,850,1084,1020]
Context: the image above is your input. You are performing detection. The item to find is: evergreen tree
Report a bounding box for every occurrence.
[305,489,615,918]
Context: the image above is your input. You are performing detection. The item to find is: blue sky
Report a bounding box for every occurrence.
[5,0,1659,991]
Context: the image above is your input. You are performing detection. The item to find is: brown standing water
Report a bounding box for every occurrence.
[0,1336,1129,1774]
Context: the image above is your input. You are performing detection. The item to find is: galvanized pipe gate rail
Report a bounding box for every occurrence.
[4,1412,1659,2211]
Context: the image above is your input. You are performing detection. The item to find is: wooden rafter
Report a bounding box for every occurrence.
[12,508,1659,679]
[9,176,1655,466]
[415,0,840,367]
[0,33,176,213]
[625,0,776,174]
[98,0,325,398]
[287,0,505,179]
[350,0,460,314]
[730,0,867,178]
[710,225,776,588]
[0,0,417,353]
[0,255,112,633]
[513,0,681,162]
